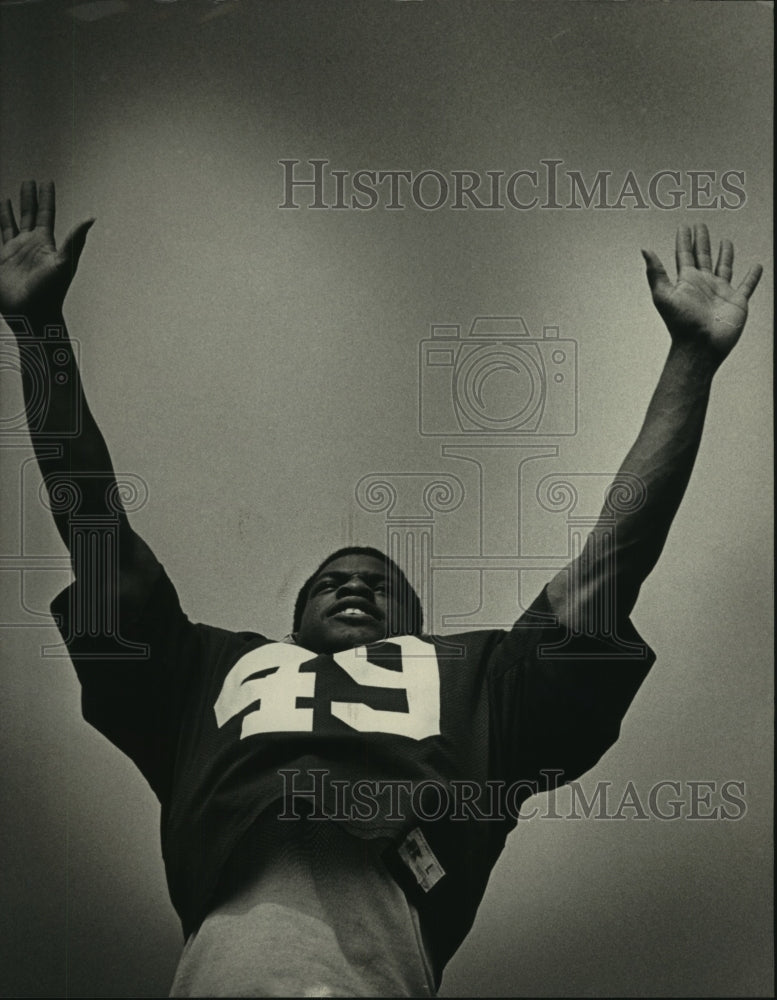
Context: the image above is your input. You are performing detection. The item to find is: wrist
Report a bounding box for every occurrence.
[666,339,720,384]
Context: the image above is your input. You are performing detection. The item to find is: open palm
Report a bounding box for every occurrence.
[642,224,762,362]
[0,180,93,316]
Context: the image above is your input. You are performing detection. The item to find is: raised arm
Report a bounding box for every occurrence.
[0,180,159,586]
[547,223,763,631]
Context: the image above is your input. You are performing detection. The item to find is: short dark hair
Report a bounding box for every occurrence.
[292,546,424,636]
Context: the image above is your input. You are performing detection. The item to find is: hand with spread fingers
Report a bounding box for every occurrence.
[0,180,94,318]
[642,223,762,365]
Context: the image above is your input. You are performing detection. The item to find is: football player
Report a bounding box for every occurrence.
[0,181,762,996]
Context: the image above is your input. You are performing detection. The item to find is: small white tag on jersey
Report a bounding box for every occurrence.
[398,827,445,892]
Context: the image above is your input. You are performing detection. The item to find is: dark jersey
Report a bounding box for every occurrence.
[51,561,654,981]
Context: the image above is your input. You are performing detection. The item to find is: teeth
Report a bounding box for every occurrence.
[341,608,368,616]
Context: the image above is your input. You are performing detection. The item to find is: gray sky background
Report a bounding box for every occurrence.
[0,1,773,997]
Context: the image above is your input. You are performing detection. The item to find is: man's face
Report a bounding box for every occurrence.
[296,554,403,654]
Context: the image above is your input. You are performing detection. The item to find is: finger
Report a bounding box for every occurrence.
[641,249,672,296]
[0,199,19,243]
[19,179,38,231]
[693,223,713,271]
[36,180,55,235]
[736,263,763,301]
[59,218,95,272]
[675,226,694,274]
[714,239,733,282]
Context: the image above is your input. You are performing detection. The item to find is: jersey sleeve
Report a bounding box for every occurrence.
[487,585,655,793]
[50,556,201,803]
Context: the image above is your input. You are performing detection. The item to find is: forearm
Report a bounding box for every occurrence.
[549,343,718,628]
[9,308,130,548]
[588,343,716,612]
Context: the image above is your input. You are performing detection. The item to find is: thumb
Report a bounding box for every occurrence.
[641,249,671,297]
[59,218,95,273]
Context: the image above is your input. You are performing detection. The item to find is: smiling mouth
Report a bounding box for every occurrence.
[333,610,376,623]
[330,604,380,623]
